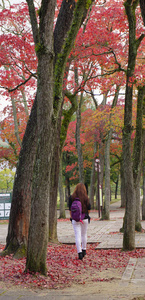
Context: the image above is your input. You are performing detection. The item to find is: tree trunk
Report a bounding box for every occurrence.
[115,176,119,199]
[142,109,145,219]
[89,141,97,209]
[122,0,144,251]
[103,129,112,219]
[103,86,120,220]
[142,165,145,219]
[48,0,92,240]
[75,69,84,183]
[120,159,126,208]
[140,0,145,25]
[27,0,94,273]
[49,90,78,239]
[133,86,145,231]
[21,90,29,117]
[1,95,37,258]
[65,176,70,205]
[135,184,141,230]
[49,112,62,242]
[11,95,22,147]
[26,0,56,274]
[123,1,137,251]
[59,156,66,219]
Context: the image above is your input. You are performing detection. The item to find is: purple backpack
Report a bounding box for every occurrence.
[71,198,85,222]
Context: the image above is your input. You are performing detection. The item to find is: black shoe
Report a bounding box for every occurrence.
[78,252,83,260]
[82,249,86,257]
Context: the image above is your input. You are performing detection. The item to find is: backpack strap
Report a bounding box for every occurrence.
[75,197,80,201]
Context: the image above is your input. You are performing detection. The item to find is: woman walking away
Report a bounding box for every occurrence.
[69,183,91,260]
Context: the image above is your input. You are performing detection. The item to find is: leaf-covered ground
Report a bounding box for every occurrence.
[1,243,145,290]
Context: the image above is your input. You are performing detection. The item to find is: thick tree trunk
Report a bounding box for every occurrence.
[142,165,145,219]
[26,0,56,274]
[1,96,37,258]
[26,53,55,274]
[133,86,145,231]
[123,80,136,250]
[123,0,144,251]
[142,113,145,219]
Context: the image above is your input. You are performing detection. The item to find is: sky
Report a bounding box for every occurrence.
[0,0,22,6]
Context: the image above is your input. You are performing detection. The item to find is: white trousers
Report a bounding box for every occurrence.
[72,219,88,253]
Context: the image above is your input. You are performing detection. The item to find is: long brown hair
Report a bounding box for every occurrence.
[71,183,89,213]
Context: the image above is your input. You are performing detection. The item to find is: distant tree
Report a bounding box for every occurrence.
[0,169,15,192]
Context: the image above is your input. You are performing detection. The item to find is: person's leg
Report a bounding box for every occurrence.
[72,220,82,259]
[81,219,88,256]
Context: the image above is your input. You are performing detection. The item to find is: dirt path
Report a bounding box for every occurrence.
[0,268,145,300]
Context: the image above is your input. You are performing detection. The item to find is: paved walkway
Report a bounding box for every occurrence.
[1,201,145,299]
[57,200,145,249]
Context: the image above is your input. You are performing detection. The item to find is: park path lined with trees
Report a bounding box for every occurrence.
[0,0,145,275]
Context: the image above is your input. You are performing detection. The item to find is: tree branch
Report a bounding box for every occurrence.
[26,0,39,47]
[54,0,95,115]
[0,74,36,92]
[136,33,145,49]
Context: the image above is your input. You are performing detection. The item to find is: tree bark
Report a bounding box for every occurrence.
[89,141,97,209]
[142,101,145,219]
[120,159,126,208]
[75,68,84,183]
[123,0,141,251]
[21,90,29,117]
[49,111,62,242]
[115,175,119,199]
[48,90,77,239]
[140,0,145,25]
[11,95,22,147]
[103,86,120,220]
[133,86,145,231]
[1,95,37,258]
[103,129,112,219]
[26,0,56,274]
[59,156,66,219]
[142,165,145,219]
[48,0,94,240]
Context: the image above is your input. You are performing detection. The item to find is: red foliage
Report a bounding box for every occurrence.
[0,242,145,290]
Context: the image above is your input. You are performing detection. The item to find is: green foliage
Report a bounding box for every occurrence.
[35,42,45,54]
[86,0,92,9]
[0,169,15,192]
